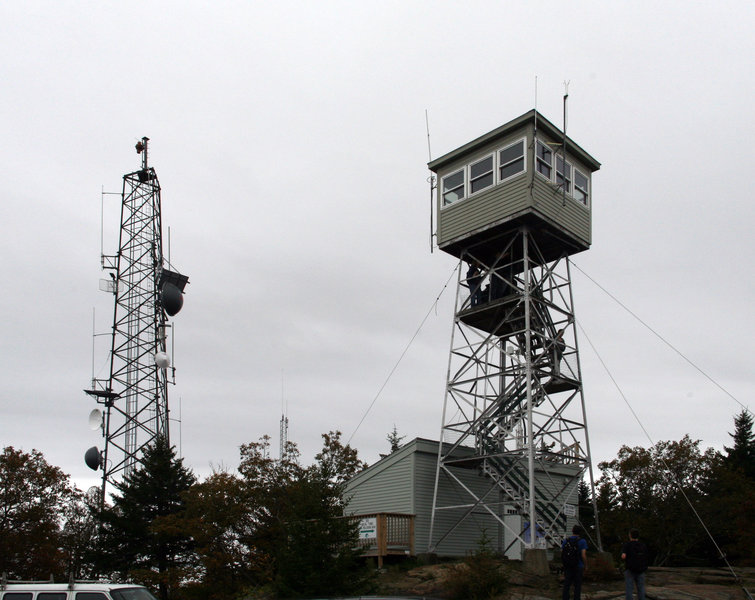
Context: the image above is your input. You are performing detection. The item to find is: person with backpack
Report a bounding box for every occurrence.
[561,525,588,600]
[621,529,649,600]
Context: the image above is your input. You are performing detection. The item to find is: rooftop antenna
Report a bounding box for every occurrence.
[562,80,570,206]
[534,75,538,134]
[279,369,289,460]
[426,109,436,253]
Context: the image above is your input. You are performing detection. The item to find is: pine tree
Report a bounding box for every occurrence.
[97,437,196,600]
[724,410,755,479]
[386,425,406,453]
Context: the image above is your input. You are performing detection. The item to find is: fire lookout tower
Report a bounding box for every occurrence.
[427,110,601,555]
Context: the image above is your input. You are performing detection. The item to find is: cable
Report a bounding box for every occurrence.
[577,321,753,599]
[347,263,459,447]
[571,260,750,416]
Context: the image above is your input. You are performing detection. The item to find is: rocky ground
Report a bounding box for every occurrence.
[372,561,755,600]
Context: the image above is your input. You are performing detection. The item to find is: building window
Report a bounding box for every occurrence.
[556,155,572,194]
[574,169,589,205]
[499,139,525,181]
[470,155,494,195]
[442,169,465,206]
[536,140,552,179]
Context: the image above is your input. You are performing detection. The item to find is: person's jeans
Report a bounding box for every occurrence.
[562,565,584,600]
[624,569,646,600]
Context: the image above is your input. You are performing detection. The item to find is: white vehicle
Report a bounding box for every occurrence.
[0,581,158,600]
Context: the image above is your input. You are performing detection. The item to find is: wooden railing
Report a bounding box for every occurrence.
[350,513,415,568]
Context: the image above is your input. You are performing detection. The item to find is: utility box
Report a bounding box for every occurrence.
[429,109,600,264]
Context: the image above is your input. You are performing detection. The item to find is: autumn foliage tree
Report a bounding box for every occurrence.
[0,446,82,579]
[596,435,717,566]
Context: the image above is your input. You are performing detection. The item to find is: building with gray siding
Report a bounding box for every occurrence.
[345,437,581,560]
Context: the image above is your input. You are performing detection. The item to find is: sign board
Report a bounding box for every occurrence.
[359,517,377,540]
[563,503,577,517]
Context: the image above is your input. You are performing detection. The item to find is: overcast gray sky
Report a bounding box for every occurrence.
[1,1,752,490]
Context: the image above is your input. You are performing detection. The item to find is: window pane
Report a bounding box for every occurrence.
[111,589,159,600]
[39,595,67,600]
[4,594,33,600]
[536,141,551,162]
[574,170,588,204]
[443,170,464,191]
[499,141,524,165]
[536,141,552,179]
[470,156,493,179]
[575,171,588,190]
[500,157,524,180]
[470,172,494,193]
[443,189,462,205]
[76,593,109,600]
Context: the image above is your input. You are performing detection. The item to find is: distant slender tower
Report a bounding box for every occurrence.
[85,138,188,501]
[427,110,601,555]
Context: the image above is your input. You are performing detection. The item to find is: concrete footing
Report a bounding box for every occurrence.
[522,548,550,576]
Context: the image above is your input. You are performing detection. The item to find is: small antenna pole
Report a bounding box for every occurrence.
[91,307,96,386]
[534,76,538,134]
[280,369,289,460]
[100,186,105,261]
[562,81,570,206]
[426,109,436,254]
[425,109,433,162]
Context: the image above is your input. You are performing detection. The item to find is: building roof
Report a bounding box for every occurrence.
[428,109,601,173]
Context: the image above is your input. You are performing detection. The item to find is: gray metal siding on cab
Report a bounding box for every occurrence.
[438,172,531,246]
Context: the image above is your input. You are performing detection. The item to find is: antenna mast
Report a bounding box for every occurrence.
[426,109,436,253]
[279,370,289,460]
[85,137,189,502]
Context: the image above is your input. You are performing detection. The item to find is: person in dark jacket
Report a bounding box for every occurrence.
[621,529,648,600]
[561,525,588,600]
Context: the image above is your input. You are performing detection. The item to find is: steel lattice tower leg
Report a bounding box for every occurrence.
[428,226,599,554]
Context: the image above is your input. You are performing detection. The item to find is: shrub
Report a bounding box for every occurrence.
[444,532,509,600]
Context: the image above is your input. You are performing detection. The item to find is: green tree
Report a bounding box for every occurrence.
[697,411,755,564]
[386,425,406,453]
[724,410,755,479]
[314,430,366,485]
[238,433,370,598]
[577,478,596,538]
[0,446,81,579]
[60,488,100,579]
[97,437,196,600]
[269,469,367,598]
[173,470,269,600]
[596,435,716,566]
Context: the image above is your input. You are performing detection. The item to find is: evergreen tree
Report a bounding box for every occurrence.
[724,410,755,479]
[577,478,595,536]
[386,425,406,453]
[238,433,370,598]
[698,411,755,563]
[97,437,196,600]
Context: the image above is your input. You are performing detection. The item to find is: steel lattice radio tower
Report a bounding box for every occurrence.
[85,138,188,501]
[427,109,602,557]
